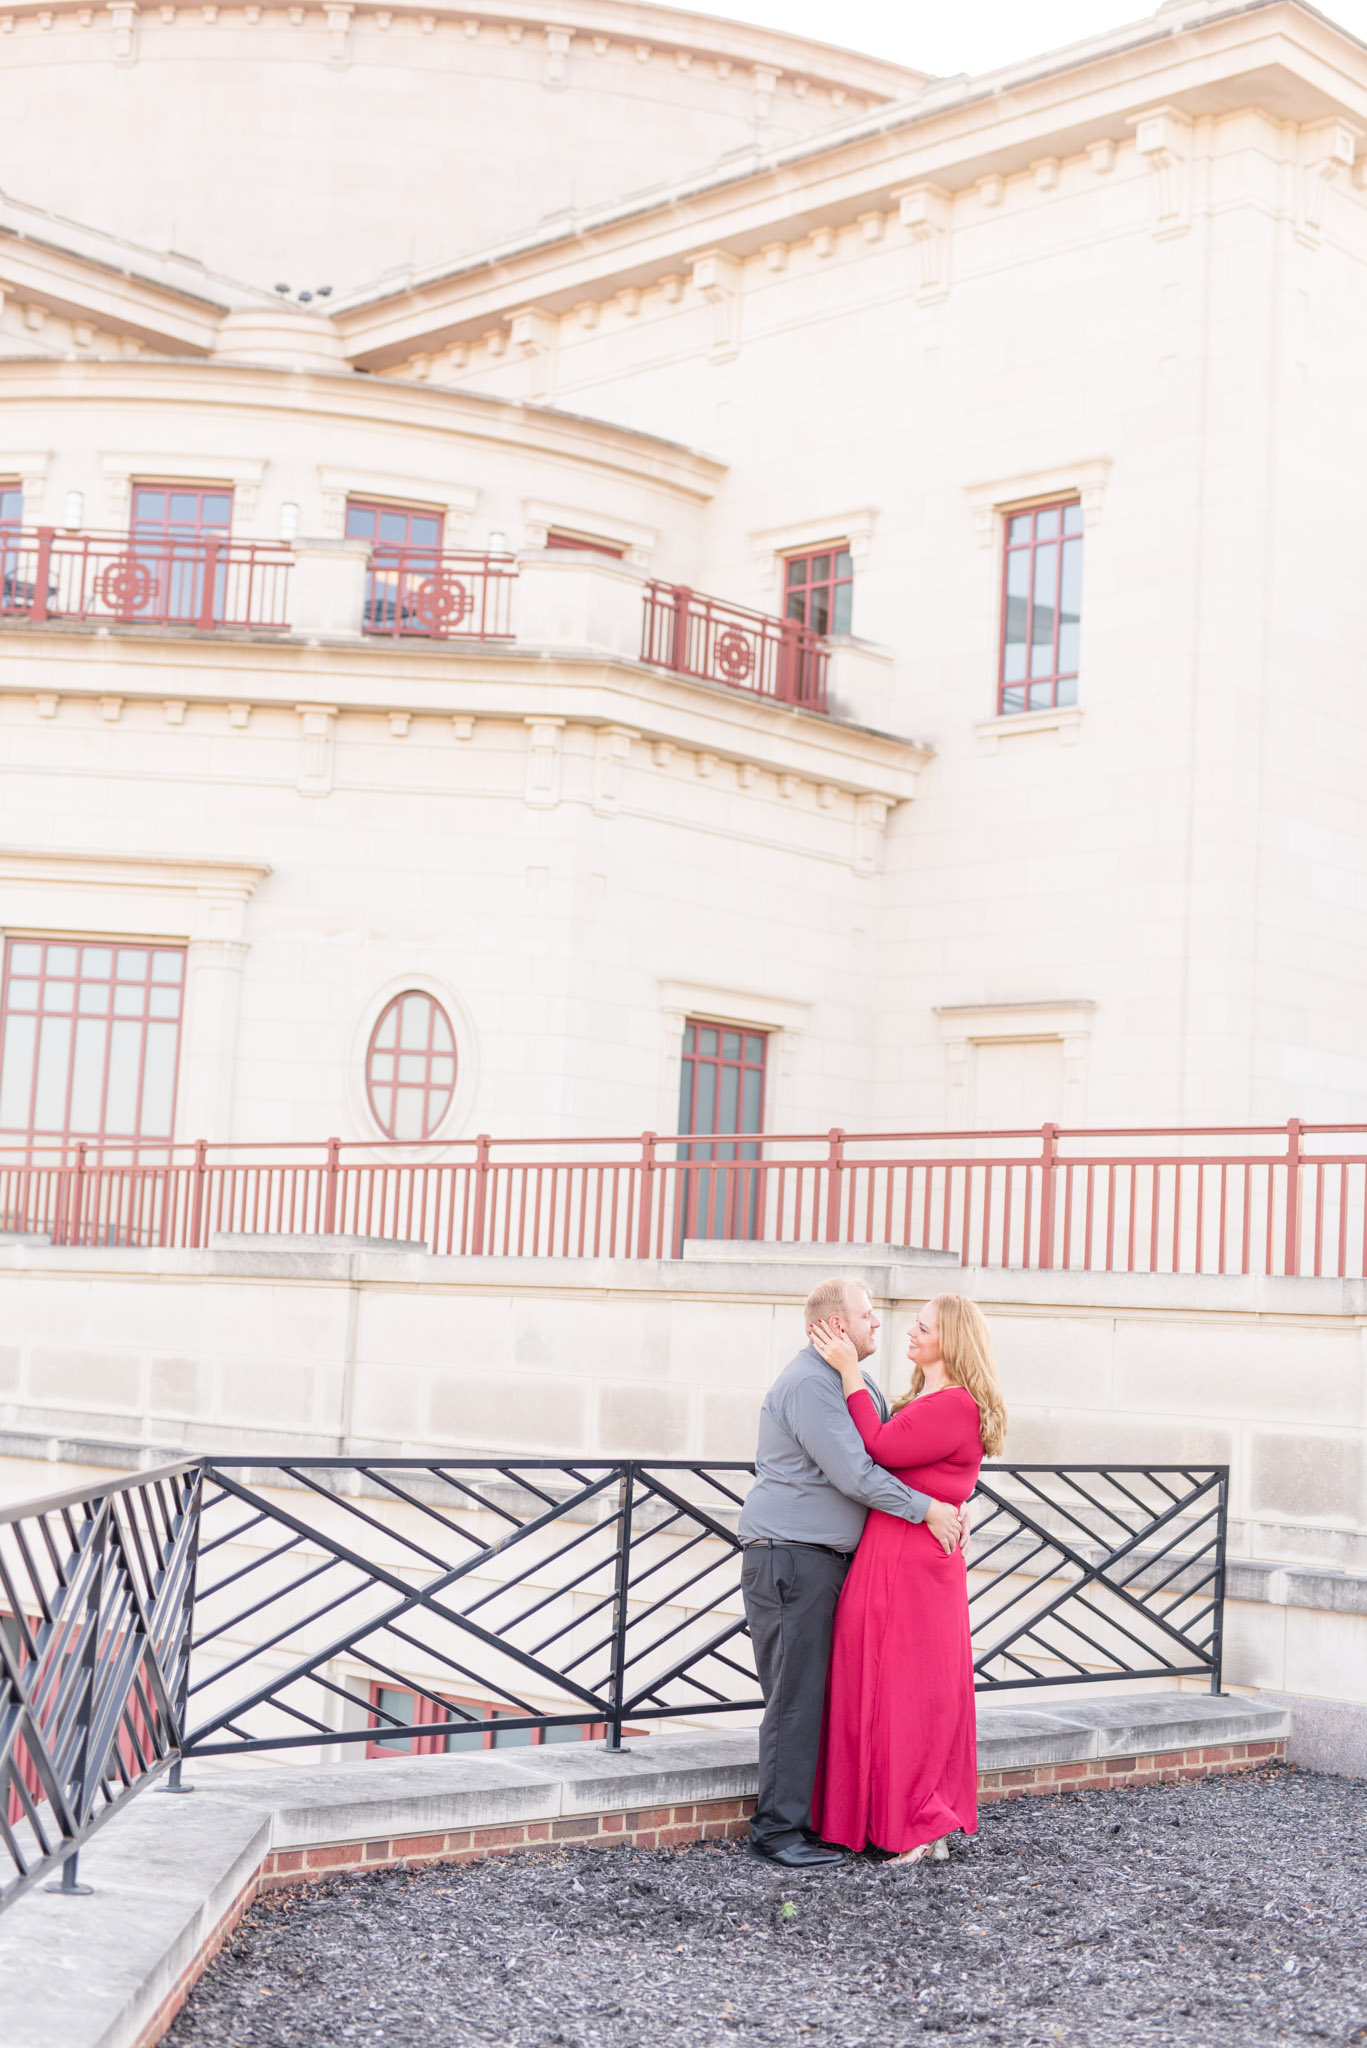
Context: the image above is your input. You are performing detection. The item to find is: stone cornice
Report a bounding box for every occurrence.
[0,847,272,897]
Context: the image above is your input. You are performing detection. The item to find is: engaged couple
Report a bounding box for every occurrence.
[737,1278,1007,1868]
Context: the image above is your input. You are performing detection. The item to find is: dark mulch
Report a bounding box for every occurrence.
[166,1764,1367,2048]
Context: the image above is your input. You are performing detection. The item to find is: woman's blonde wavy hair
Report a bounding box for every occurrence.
[892,1294,1007,1458]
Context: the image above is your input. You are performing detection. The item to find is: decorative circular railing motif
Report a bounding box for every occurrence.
[413,570,473,635]
[714,628,755,682]
[97,556,154,613]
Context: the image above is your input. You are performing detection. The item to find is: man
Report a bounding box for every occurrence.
[736,1275,964,1868]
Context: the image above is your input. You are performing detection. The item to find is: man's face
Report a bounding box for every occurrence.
[832,1286,880,1362]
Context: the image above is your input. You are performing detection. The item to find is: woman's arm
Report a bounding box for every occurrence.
[845,1386,979,1471]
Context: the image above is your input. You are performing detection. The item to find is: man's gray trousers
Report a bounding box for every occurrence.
[741,1540,850,1852]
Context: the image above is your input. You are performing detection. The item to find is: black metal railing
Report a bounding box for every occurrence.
[0,1457,1227,1912]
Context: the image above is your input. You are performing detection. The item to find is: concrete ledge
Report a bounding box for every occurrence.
[0,1694,1291,2048]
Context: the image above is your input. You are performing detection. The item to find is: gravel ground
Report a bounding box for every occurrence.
[167,1765,1367,2048]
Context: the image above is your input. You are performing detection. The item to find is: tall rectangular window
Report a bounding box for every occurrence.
[676,1021,766,1243]
[0,939,186,1149]
[999,501,1083,714]
[346,498,444,632]
[129,484,234,625]
[784,548,852,636]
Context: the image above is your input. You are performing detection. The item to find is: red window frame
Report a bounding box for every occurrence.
[0,937,186,1150]
[130,484,233,541]
[345,499,444,552]
[365,1683,615,1758]
[676,1021,767,1246]
[546,531,625,559]
[365,990,458,1141]
[783,547,852,637]
[998,499,1083,714]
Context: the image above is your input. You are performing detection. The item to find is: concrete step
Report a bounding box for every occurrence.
[0,1691,1289,2048]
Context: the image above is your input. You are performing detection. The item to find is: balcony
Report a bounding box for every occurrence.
[2,528,832,716]
[0,527,291,631]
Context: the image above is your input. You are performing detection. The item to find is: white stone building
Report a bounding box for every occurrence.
[3,0,1367,1158]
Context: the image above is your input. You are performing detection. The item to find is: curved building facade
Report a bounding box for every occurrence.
[1,0,1366,1160]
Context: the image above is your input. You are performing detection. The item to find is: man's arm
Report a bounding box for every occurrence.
[785,1370,932,1525]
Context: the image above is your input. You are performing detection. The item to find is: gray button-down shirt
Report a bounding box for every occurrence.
[736,1342,933,1552]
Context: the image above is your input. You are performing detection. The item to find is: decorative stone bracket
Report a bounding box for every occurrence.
[1130,106,1193,239]
[894,182,952,303]
[592,725,638,817]
[524,716,566,809]
[1297,119,1358,247]
[691,251,742,362]
[295,704,338,797]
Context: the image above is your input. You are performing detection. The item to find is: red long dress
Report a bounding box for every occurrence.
[810,1385,983,1854]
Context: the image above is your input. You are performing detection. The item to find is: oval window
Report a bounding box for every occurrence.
[365,991,457,1139]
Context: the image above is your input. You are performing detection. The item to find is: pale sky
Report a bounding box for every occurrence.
[680,0,1367,78]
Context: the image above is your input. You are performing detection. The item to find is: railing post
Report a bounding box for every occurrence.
[776,618,800,703]
[636,1131,657,1259]
[322,1135,342,1236]
[602,1464,635,1751]
[164,1465,203,1791]
[1283,1118,1303,1276]
[824,1127,846,1243]
[470,1133,492,1253]
[1209,1466,1229,1695]
[67,1140,89,1248]
[668,584,692,674]
[1036,1122,1060,1269]
[197,537,220,631]
[31,526,54,622]
[188,1139,209,1249]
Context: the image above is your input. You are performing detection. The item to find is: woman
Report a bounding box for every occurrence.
[808,1294,1006,1865]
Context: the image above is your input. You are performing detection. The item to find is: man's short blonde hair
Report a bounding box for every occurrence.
[804,1275,866,1328]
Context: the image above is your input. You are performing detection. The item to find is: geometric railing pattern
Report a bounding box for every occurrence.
[0,1458,1227,1914]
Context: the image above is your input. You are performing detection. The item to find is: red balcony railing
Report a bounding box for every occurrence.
[361,547,516,640]
[2,1120,1364,1277]
[0,528,290,630]
[641,582,828,711]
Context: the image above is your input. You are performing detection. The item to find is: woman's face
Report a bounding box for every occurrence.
[906,1300,942,1371]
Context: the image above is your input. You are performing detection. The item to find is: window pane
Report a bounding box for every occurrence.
[104,1020,142,1132]
[379,511,409,543]
[117,949,148,981]
[370,1086,393,1130]
[134,490,165,522]
[33,1016,72,1129]
[151,951,184,983]
[721,1031,741,1060]
[541,1722,583,1743]
[374,1007,397,1049]
[0,487,22,520]
[69,1018,107,1132]
[1030,543,1058,675]
[1001,684,1026,714]
[397,1053,427,1083]
[441,1720,486,1752]
[376,1687,415,1753]
[431,1008,454,1052]
[148,987,180,1020]
[1007,514,1032,543]
[7,980,39,1010]
[698,1028,718,1057]
[411,516,440,547]
[1058,536,1082,674]
[1029,680,1054,710]
[786,557,805,587]
[114,985,145,1017]
[9,943,42,975]
[0,1013,36,1128]
[41,980,74,1013]
[168,493,200,524]
[46,945,78,977]
[809,587,830,635]
[399,995,430,1049]
[682,1023,695,1054]
[201,495,232,526]
[491,1716,534,1747]
[744,1035,765,1064]
[693,1062,717,1133]
[718,1062,740,1132]
[786,591,808,624]
[1035,507,1060,541]
[430,1056,455,1085]
[1056,675,1078,707]
[1063,503,1084,535]
[139,1022,178,1136]
[677,1060,694,1131]
[346,506,375,539]
[832,582,852,634]
[82,947,113,979]
[741,1065,763,1130]
[393,1089,425,1140]
[78,981,109,1014]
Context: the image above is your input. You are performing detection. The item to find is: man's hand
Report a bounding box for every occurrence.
[925,1498,961,1555]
